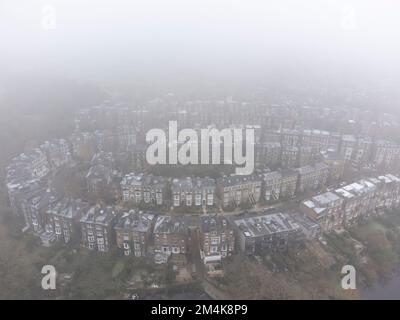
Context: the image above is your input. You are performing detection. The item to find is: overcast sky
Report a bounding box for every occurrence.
[1,0,399,92]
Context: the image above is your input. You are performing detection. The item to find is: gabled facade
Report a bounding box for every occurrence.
[115,210,155,256]
[217,175,262,208]
[153,215,188,263]
[200,216,235,264]
[80,206,118,252]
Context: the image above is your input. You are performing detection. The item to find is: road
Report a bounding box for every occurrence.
[188,227,205,281]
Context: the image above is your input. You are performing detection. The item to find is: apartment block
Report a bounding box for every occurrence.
[232,212,301,255]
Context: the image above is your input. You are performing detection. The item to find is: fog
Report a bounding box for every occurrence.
[2,1,400,301]
[1,0,400,99]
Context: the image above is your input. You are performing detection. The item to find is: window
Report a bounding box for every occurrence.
[172,246,180,253]
[195,196,201,206]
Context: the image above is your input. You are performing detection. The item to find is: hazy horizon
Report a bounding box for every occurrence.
[1,0,399,92]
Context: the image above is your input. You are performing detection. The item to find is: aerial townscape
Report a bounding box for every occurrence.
[3,0,400,307]
[4,98,400,299]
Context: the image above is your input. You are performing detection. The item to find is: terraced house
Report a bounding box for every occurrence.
[40,138,72,169]
[281,146,299,168]
[47,198,90,244]
[261,171,282,202]
[296,162,329,194]
[142,175,168,206]
[171,177,215,207]
[254,142,281,169]
[300,191,344,233]
[217,174,262,208]
[121,173,168,206]
[115,210,155,256]
[334,180,378,226]
[80,206,119,252]
[153,215,189,263]
[371,140,400,171]
[6,177,43,217]
[351,136,373,169]
[322,151,345,182]
[121,172,144,203]
[375,174,400,210]
[24,189,59,235]
[339,135,357,162]
[301,129,330,153]
[200,216,235,263]
[8,148,50,180]
[279,169,298,199]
